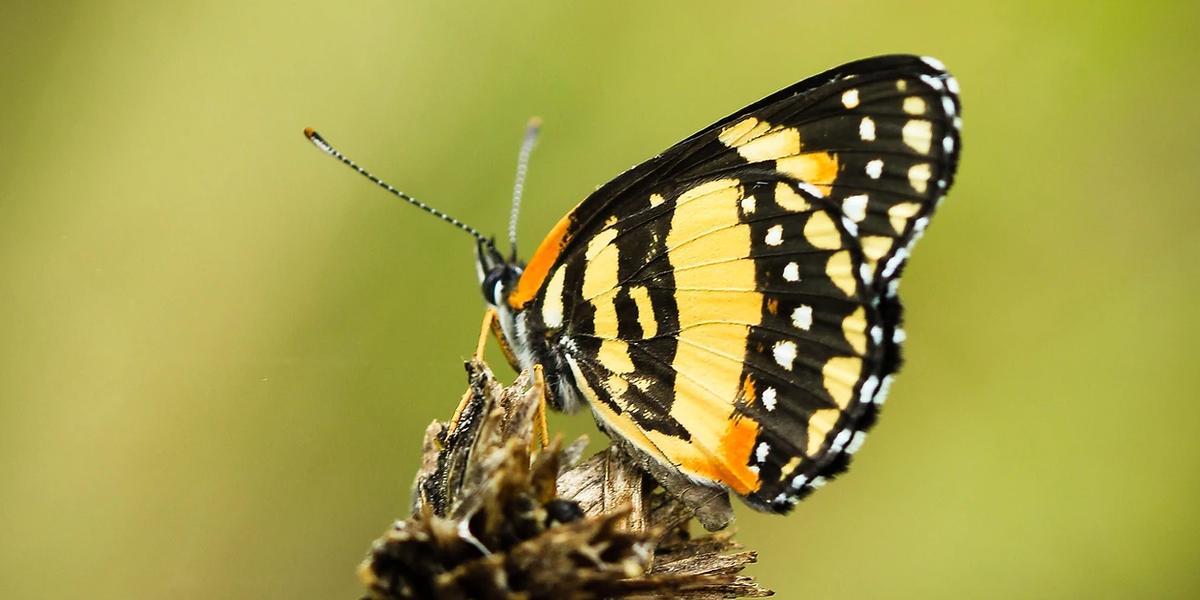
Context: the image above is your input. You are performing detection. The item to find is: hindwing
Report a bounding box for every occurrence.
[511,55,961,512]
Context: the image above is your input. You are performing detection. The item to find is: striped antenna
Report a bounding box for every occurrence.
[303,127,496,253]
[507,117,542,260]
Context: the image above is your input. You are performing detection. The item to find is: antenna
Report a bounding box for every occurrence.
[507,117,542,260]
[303,127,497,254]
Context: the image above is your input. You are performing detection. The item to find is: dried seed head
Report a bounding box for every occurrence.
[359,361,772,599]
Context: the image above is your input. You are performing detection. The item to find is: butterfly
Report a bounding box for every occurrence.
[306,54,961,517]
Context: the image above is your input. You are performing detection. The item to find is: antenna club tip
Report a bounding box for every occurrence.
[304,128,334,153]
[526,116,543,131]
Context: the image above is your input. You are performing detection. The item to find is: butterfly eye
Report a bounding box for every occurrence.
[481,267,507,306]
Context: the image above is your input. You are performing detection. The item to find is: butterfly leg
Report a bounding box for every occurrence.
[532,363,550,449]
[474,307,497,361]
[449,308,500,432]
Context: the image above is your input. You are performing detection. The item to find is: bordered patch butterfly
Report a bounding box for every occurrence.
[306,54,961,516]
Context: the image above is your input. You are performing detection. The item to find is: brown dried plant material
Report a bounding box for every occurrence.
[358,360,772,600]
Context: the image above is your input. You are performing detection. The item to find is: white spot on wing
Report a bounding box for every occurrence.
[875,374,895,405]
[866,159,884,179]
[921,56,946,71]
[860,375,879,403]
[859,116,876,141]
[783,262,800,282]
[796,181,826,199]
[790,474,808,489]
[846,430,867,454]
[859,262,873,286]
[762,386,777,411]
[773,340,797,370]
[756,442,771,463]
[741,196,756,214]
[912,216,930,238]
[882,246,910,278]
[842,194,868,222]
[765,224,784,246]
[842,89,860,109]
[830,429,851,453]
[842,216,859,237]
[792,304,813,330]
[893,328,907,343]
[942,96,956,117]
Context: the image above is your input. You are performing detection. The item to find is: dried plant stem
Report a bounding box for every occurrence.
[357,359,772,599]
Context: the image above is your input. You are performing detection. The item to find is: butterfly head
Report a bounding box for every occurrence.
[475,237,524,308]
[475,236,535,377]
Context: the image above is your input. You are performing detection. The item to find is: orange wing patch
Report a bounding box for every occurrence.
[719,117,841,197]
[678,415,761,495]
[565,355,764,495]
[776,152,839,197]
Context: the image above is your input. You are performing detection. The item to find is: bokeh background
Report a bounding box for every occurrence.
[3,1,1199,598]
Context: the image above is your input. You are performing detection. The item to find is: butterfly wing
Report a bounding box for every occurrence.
[513,55,961,512]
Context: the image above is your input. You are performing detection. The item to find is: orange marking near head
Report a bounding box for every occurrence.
[508,209,577,310]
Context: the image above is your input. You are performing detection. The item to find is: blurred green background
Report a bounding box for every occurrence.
[3,1,1199,598]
